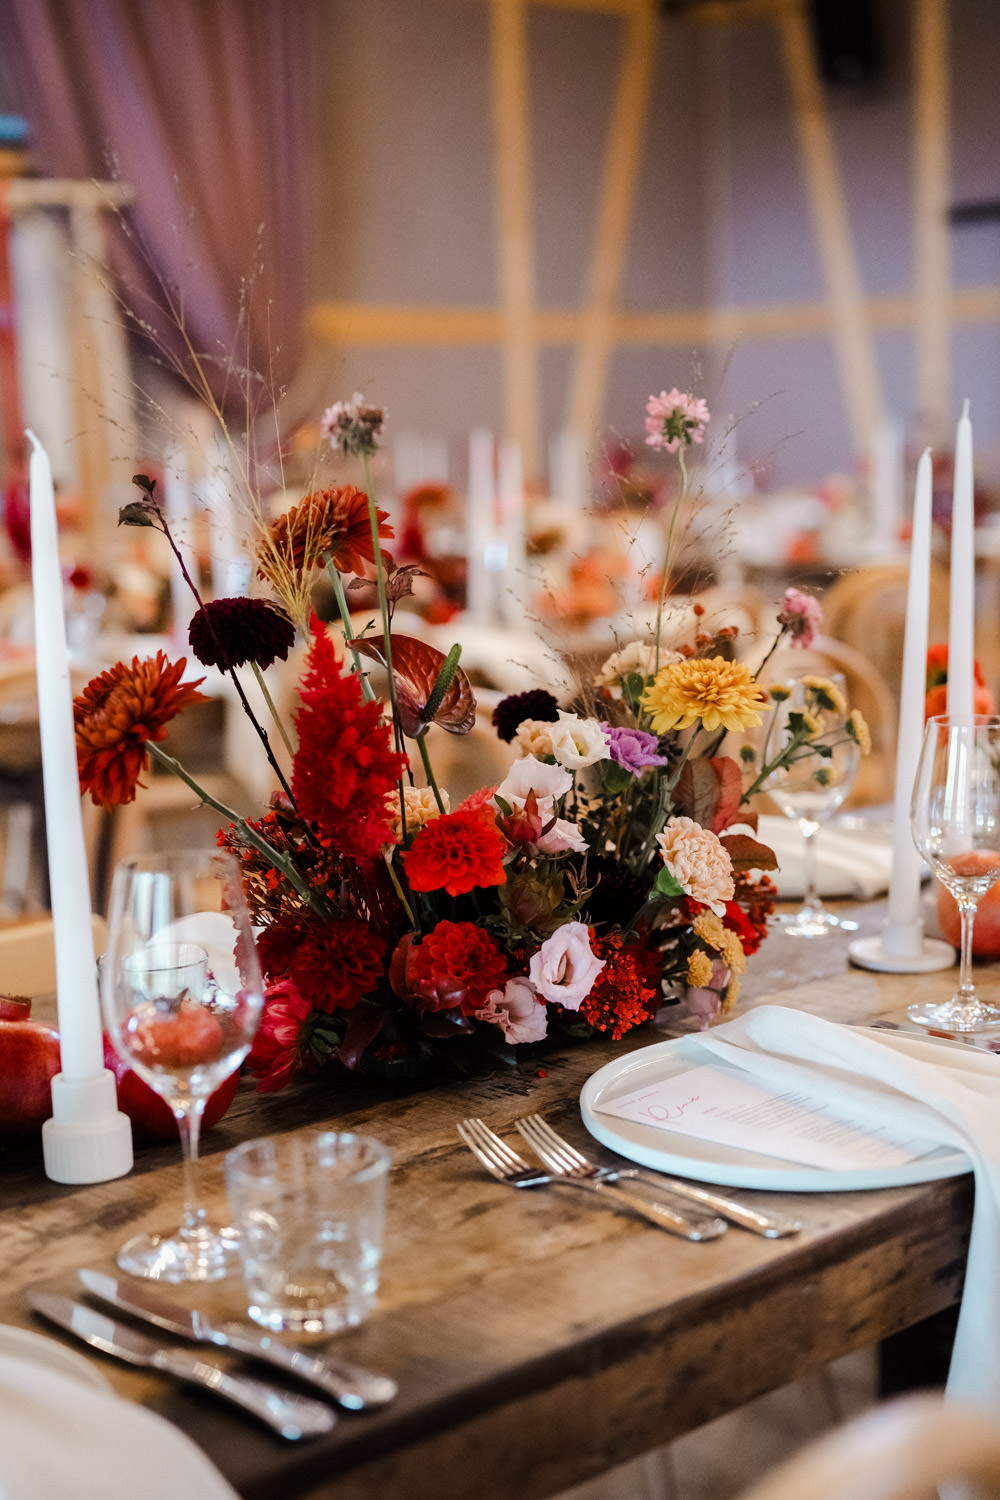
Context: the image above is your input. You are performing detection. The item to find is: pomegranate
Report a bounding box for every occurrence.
[0,997,62,1131]
[936,854,1000,959]
[101,1035,241,1141]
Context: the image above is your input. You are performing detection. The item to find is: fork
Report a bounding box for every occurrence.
[457,1118,726,1241]
[514,1114,802,1239]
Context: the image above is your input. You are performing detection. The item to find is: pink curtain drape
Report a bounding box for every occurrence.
[0,0,318,405]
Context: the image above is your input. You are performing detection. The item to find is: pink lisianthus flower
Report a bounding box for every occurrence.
[686,959,730,1031]
[656,816,735,917]
[528,922,605,1010]
[644,389,711,453]
[476,977,548,1045]
[777,587,823,648]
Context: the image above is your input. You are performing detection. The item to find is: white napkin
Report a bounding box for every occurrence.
[759,814,894,899]
[697,1007,1000,1405]
[0,1346,238,1499]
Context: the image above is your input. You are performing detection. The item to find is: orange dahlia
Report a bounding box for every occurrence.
[257,484,393,587]
[74,653,207,809]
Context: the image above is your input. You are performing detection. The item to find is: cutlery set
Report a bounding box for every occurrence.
[458,1114,802,1241]
[28,1270,398,1441]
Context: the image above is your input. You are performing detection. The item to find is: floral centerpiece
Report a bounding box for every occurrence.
[74,390,869,1090]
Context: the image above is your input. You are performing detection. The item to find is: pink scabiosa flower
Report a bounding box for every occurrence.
[777,587,823,648]
[656,816,735,916]
[321,393,385,456]
[644,390,711,453]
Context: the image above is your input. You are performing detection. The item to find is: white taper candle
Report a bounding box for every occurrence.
[28,432,104,1083]
[28,430,133,1182]
[886,448,933,934]
[947,399,975,718]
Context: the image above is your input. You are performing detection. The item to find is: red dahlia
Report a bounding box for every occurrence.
[286,917,387,1013]
[247,979,315,1092]
[404,807,506,897]
[410,920,507,1014]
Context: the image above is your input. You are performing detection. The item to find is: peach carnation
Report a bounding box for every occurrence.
[656,816,735,917]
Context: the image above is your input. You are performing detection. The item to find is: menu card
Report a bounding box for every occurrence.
[597,1063,941,1171]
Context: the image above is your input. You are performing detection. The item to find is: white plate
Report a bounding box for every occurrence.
[0,1322,111,1391]
[580,1034,971,1192]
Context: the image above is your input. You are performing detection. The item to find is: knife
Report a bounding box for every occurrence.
[78,1268,397,1410]
[29,1290,336,1440]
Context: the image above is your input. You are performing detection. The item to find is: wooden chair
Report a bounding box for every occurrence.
[0,913,108,996]
[737,1392,1000,1500]
[821,561,952,707]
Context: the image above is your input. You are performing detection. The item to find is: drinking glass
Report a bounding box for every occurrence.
[908,715,1000,1032]
[758,671,861,938]
[101,847,265,1281]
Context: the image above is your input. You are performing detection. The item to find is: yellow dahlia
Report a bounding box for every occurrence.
[687,949,714,988]
[641,656,768,734]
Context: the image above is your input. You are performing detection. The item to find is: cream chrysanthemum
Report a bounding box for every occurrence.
[642,657,768,734]
[392,784,450,836]
[514,719,556,758]
[800,674,847,715]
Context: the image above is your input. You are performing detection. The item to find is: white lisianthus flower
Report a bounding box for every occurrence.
[528,922,605,1010]
[535,811,589,855]
[596,640,681,689]
[548,711,611,771]
[495,755,572,807]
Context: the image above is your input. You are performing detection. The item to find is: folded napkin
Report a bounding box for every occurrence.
[697,1007,1000,1406]
[758,814,894,900]
[0,1344,239,1498]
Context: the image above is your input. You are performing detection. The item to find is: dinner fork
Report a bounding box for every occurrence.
[457,1118,726,1241]
[514,1114,802,1239]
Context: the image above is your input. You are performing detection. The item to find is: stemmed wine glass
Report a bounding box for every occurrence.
[101,847,265,1281]
[757,670,861,938]
[908,715,1000,1032]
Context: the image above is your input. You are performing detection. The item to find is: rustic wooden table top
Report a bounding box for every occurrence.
[0,899,988,1500]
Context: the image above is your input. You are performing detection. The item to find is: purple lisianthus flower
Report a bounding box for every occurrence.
[604,725,669,774]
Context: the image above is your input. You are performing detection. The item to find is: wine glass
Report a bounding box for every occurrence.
[757,670,861,938]
[908,715,1000,1032]
[101,847,265,1281]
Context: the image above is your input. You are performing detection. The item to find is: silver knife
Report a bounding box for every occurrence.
[78,1268,397,1410]
[29,1290,335,1440]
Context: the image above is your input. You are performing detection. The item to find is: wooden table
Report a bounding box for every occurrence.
[0,900,985,1500]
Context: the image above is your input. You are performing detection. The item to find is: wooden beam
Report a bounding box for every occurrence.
[913,0,951,442]
[566,0,658,439]
[490,0,540,474]
[308,283,1000,348]
[775,0,884,455]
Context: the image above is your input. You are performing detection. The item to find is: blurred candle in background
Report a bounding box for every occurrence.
[947,399,975,719]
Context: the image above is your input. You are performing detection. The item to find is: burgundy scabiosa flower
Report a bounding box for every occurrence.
[188,597,296,671]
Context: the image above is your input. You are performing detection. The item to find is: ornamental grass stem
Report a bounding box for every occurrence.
[325,560,376,702]
[145,741,331,919]
[250,662,295,758]
[654,447,688,673]
[362,452,409,823]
